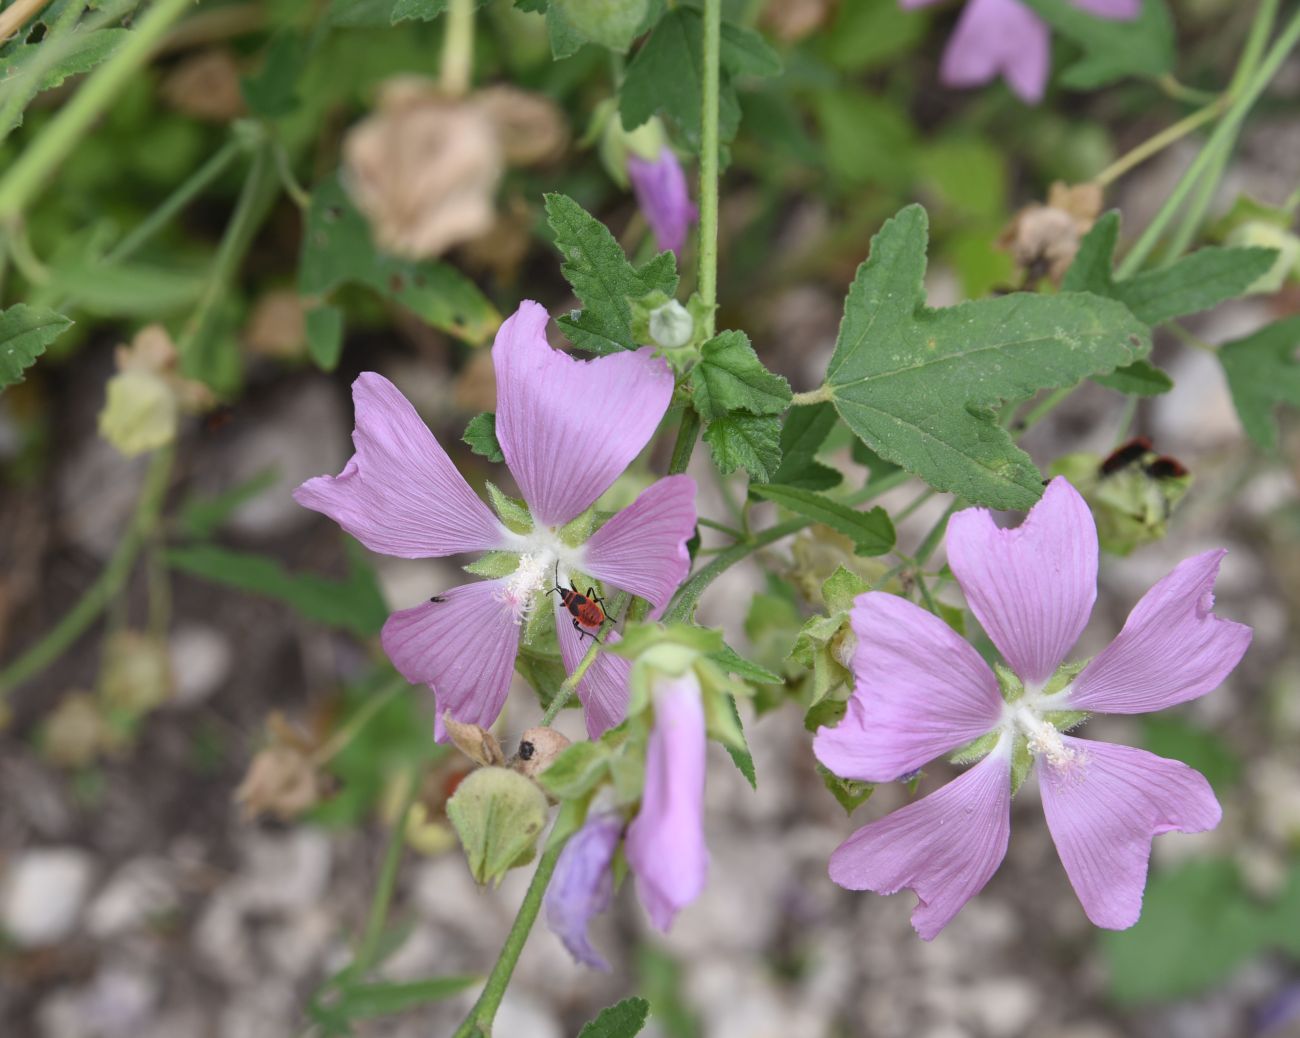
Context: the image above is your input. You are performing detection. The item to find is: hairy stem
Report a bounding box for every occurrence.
[697,0,722,335]
[0,446,173,699]
[450,841,566,1038]
[1093,99,1226,188]
[667,404,701,475]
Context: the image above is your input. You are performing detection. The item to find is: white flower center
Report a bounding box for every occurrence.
[494,529,591,625]
[1004,700,1084,773]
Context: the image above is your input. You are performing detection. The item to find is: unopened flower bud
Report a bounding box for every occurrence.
[1225,221,1300,294]
[443,713,506,768]
[101,631,172,715]
[649,300,693,349]
[98,325,214,457]
[445,766,548,886]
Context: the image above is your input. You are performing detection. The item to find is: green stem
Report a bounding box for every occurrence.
[353,767,422,974]
[0,446,173,698]
[662,469,912,624]
[1018,385,1073,429]
[697,0,722,337]
[789,386,833,406]
[667,405,700,475]
[105,140,245,264]
[451,840,566,1038]
[439,0,475,96]
[1092,99,1226,188]
[0,0,191,218]
[1119,4,1299,276]
[177,139,278,360]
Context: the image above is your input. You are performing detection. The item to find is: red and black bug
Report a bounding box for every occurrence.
[547,562,607,642]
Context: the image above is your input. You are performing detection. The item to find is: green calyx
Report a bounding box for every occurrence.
[485,481,533,535]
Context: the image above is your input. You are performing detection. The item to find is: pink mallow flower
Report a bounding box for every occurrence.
[294,300,697,741]
[545,671,709,966]
[902,0,1140,104]
[627,146,698,259]
[814,477,1251,939]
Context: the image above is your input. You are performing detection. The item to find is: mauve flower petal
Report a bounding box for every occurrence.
[544,812,623,971]
[947,477,1098,686]
[814,592,1004,783]
[627,147,697,258]
[940,0,1050,104]
[1039,737,1221,929]
[294,373,509,558]
[828,747,1013,940]
[380,579,521,741]
[1070,0,1139,18]
[493,301,676,526]
[1062,550,1252,714]
[580,475,697,620]
[555,598,632,738]
[626,674,708,931]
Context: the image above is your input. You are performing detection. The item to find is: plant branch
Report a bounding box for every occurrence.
[440,0,476,96]
[697,0,722,336]
[352,765,423,974]
[0,0,191,218]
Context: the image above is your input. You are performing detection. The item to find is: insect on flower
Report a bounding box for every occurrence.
[547,562,607,642]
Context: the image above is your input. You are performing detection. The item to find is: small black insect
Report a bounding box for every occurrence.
[518,740,535,762]
[429,594,447,603]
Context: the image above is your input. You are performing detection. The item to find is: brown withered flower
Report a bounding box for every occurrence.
[998,181,1103,286]
[161,50,247,123]
[235,713,326,821]
[342,78,505,260]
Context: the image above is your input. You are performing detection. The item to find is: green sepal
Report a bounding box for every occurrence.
[949,729,1001,765]
[822,565,871,614]
[1042,658,1088,695]
[1010,737,1034,795]
[708,643,782,686]
[995,661,1024,703]
[515,651,569,709]
[803,694,847,733]
[445,767,548,887]
[463,412,504,463]
[484,481,533,534]
[558,504,600,547]
[539,741,610,800]
[464,550,521,578]
[816,762,874,814]
[1043,710,1090,733]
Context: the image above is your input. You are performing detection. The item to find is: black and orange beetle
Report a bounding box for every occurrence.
[547,562,608,642]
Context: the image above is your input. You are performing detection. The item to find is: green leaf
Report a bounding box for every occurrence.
[178,469,279,539]
[0,304,72,390]
[463,412,505,463]
[328,976,480,1019]
[690,331,792,420]
[750,485,894,556]
[816,762,873,814]
[164,543,388,638]
[446,766,549,886]
[718,21,782,78]
[553,0,651,52]
[538,741,609,800]
[708,643,782,685]
[1218,315,1300,451]
[825,205,1149,509]
[241,31,305,117]
[769,403,841,491]
[815,0,926,72]
[1101,859,1266,1003]
[815,90,917,191]
[306,305,344,371]
[1064,212,1278,327]
[546,3,587,58]
[545,193,678,354]
[3,29,128,92]
[390,0,447,22]
[719,695,756,790]
[1142,715,1240,794]
[702,413,782,483]
[578,996,651,1038]
[300,176,499,345]
[1020,0,1174,87]
[619,8,741,151]
[1092,359,1173,396]
[45,258,206,317]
